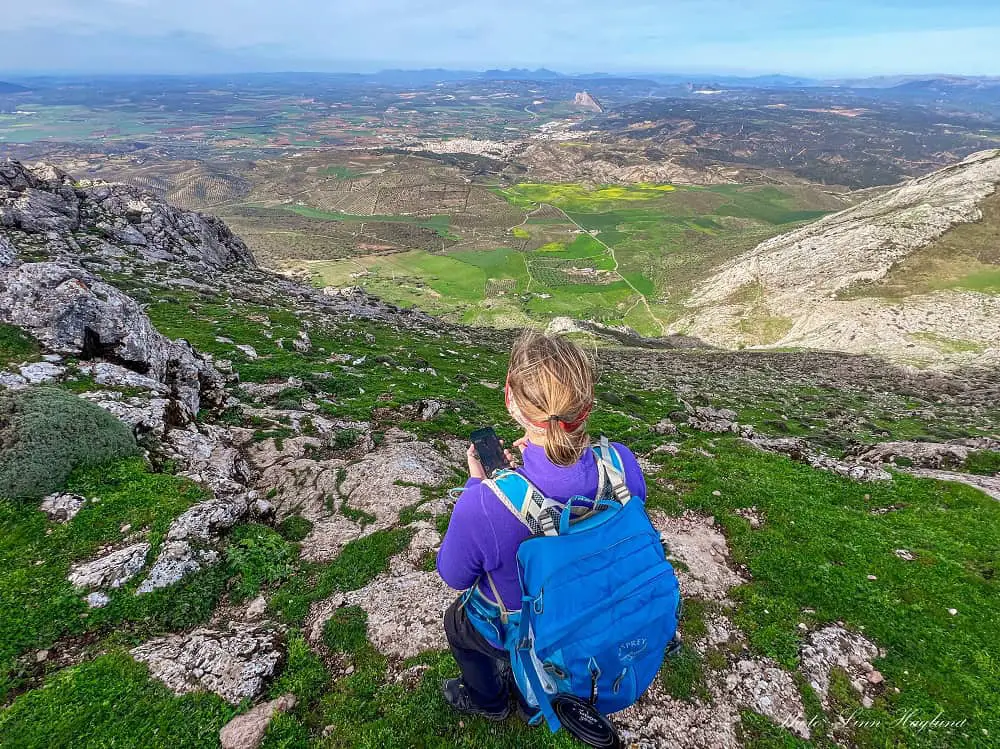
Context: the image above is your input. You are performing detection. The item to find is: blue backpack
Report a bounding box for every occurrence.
[469,437,681,733]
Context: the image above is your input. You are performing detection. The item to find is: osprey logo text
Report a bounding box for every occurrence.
[618,638,648,663]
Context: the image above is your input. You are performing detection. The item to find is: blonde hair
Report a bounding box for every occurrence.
[507,330,594,467]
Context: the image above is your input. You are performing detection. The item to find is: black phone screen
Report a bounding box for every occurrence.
[471,427,509,477]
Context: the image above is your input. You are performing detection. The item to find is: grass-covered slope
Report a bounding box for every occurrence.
[839,190,1000,300]
[664,439,1000,745]
[0,653,234,749]
[2,276,999,748]
[0,458,224,701]
[678,150,1000,361]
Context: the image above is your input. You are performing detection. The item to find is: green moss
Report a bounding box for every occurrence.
[679,598,710,642]
[793,670,829,742]
[738,709,813,748]
[704,647,729,672]
[0,386,139,501]
[964,450,1000,476]
[323,606,371,656]
[317,527,413,595]
[269,631,329,704]
[0,323,39,368]
[660,643,709,702]
[226,524,297,603]
[332,428,361,450]
[278,515,314,542]
[418,550,438,573]
[827,667,862,713]
[261,712,311,749]
[341,500,377,528]
[0,652,234,749]
[0,458,221,700]
[270,527,414,625]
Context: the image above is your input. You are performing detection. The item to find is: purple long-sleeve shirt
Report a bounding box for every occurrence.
[437,441,647,611]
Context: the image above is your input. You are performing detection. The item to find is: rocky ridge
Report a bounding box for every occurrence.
[0,159,445,335]
[676,149,1000,366]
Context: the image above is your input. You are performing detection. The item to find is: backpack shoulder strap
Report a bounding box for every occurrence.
[594,436,633,505]
[483,471,562,537]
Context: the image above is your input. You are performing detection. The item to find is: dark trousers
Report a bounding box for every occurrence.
[444,596,529,713]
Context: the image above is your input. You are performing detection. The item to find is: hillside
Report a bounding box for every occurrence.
[674,149,1000,367]
[1,159,999,749]
[0,81,28,94]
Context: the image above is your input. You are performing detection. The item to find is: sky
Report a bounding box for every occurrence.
[1,0,999,77]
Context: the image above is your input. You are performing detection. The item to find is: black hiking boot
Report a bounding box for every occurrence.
[442,679,511,721]
[514,698,542,726]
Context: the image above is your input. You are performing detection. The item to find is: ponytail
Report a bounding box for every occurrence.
[506,331,595,467]
[543,413,591,467]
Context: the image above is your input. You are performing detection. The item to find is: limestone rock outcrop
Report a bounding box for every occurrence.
[137,492,251,594]
[130,624,283,704]
[219,694,297,749]
[67,543,150,591]
[39,492,87,522]
[0,262,226,425]
[676,149,1000,366]
[1,159,254,269]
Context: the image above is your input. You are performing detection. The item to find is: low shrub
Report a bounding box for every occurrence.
[965,450,1000,476]
[0,386,138,501]
[226,524,297,603]
[277,515,313,542]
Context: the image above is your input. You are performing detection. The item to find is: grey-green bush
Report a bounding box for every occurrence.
[0,386,139,501]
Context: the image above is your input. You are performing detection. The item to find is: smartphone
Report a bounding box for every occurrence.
[471,427,509,477]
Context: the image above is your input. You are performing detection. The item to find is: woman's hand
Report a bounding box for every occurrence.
[467,443,486,480]
[468,438,521,479]
[505,436,526,468]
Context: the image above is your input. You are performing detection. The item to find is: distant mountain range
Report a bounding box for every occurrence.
[6,68,1000,93]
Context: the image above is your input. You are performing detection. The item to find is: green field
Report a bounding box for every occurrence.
[296,181,840,334]
[315,166,366,179]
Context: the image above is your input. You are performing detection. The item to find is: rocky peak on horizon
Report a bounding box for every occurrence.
[573,91,603,112]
